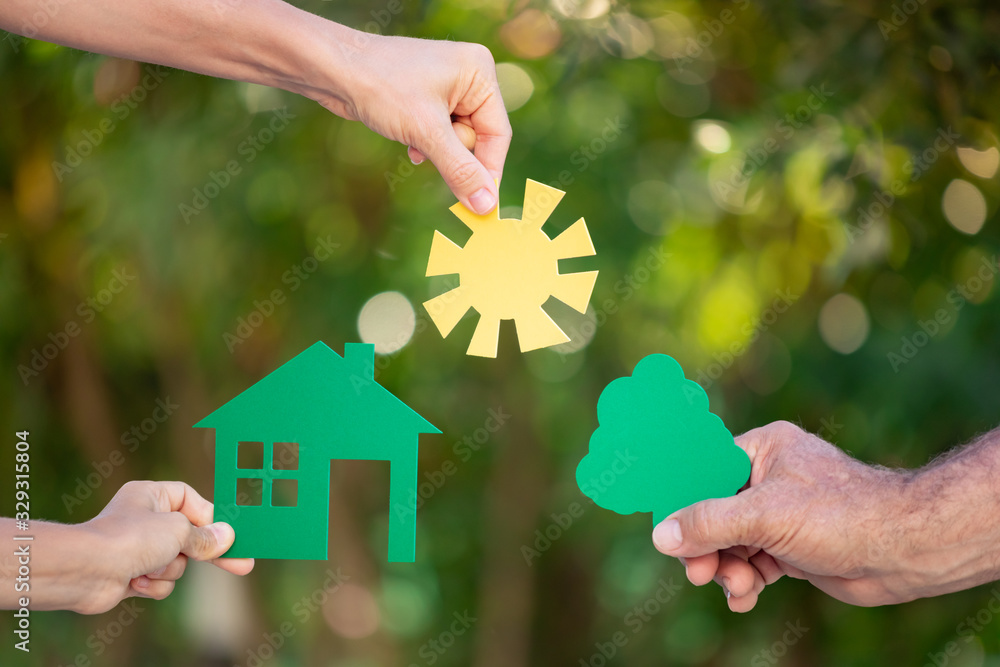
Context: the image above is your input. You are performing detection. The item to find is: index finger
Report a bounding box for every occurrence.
[153,481,215,527]
[464,80,511,183]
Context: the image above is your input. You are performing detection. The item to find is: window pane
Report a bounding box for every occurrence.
[237,441,264,469]
[236,478,263,506]
[272,479,298,507]
[273,442,299,470]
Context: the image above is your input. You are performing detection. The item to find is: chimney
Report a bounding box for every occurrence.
[343,343,375,382]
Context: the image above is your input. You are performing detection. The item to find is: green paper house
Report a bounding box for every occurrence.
[195,341,440,562]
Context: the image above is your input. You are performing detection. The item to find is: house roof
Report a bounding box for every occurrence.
[195,342,440,447]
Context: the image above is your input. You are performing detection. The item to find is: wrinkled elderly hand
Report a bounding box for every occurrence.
[653,420,1000,611]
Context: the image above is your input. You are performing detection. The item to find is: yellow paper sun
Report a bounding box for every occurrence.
[423,179,599,358]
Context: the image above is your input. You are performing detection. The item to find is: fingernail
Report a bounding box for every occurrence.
[652,519,683,553]
[722,577,731,599]
[410,154,423,165]
[134,576,149,589]
[468,188,496,215]
[208,522,234,544]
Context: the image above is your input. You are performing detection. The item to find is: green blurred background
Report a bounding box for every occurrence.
[2,0,1000,664]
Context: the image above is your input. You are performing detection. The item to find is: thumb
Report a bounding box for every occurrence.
[181,521,236,561]
[652,494,762,558]
[418,119,498,215]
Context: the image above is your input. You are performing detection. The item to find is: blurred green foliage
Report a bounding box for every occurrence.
[1,0,1000,665]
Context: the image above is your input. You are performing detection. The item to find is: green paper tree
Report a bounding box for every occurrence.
[576,354,751,524]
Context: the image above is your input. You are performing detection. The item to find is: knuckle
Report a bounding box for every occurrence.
[465,42,495,67]
[166,512,195,546]
[770,420,802,436]
[119,480,145,496]
[152,581,176,601]
[445,157,482,190]
[730,502,761,545]
[167,555,189,579]
[78,591,119,615]
[686,502,716,546]
[411,110,450,148]
[769,419,805,443]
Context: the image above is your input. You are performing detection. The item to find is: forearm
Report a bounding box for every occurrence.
[0,519,112,613]
[0,0,352,106]
[895,427,1000,600]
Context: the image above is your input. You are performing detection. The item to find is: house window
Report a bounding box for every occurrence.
[272,479,298,507]
[236,478,263,506]
[273,442,299,470]
[237,441,264,469]
[234,441,300,508]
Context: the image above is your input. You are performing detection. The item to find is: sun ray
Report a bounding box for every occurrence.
[550,219,596,259]
[448,200,499,232]
[422,285,473,337]
[426,231,465,277]
[520,179,565,230]
[551,271,600,313]
[515,306,571,352]
[467,313,501,358]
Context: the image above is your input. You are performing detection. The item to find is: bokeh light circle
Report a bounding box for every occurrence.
[322,583,380,639]
[942,179,987,235]
[627,180,681,235]
[818,293,870,355]
[957,146,999,179]
[495,63,534,112]
[357,291,417,355]
[693,121,732,154]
